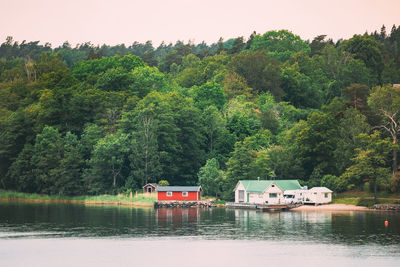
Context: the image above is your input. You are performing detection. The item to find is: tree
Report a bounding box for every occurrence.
[198,158,223,197]
[72,54,144,82]
[0,110,33,188]
[53,132,84,195]
[293,112,339,179]
[281,62,323,108]
[31,126,64,194]
[339,131,392,201]
[129,112,161,188]
[191,82,226,110]
[222,72,254,99]
[84,132,129,194]
[129,66,168,98]
[202,106,225,156]
[6,143,36,192]
[228,37,245,54]
[310,35,332,56]
[250,30,311,61]
[224,130,273,198]
[368,84,400,173]
[343,84,369,111]
[333,108,370,174]
[262,145,305,180]
[121,91,206,185]
[340,35,384,83]
[95,67,134,92]
[318,45,375,101]
[229,50,283,99]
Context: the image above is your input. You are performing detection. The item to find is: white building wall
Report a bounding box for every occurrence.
[235,183,246,203]
[262,184,284,204]
[304,191,332,204]
[316,192,332,203]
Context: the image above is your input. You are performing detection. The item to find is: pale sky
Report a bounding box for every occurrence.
[1,0,399,47]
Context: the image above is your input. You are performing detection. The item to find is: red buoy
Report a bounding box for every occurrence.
[385,220,389,227]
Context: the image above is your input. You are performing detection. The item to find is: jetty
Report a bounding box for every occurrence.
[226,202,301,211]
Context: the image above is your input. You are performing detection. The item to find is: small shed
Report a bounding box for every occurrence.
[143,183,158,194]
[305,187,333,204]
[156,186,202,201]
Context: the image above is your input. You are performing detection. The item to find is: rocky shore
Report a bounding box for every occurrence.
[373,204,400,211]
[154,201,213,208]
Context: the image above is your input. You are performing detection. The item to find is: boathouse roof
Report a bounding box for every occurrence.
[309,187,332,193]
[238,180,302,193]
[156,186,202,192]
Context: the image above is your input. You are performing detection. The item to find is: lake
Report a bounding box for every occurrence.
[0,201,399,266]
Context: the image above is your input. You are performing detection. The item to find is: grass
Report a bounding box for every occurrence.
[201,196,226,205]
[0,190,157,206]
[333,190,400,208]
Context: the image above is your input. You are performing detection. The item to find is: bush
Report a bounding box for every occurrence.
[363,182,370,192]
[391,173,400,192]
[321,174,337,190]
[333,175,349,192]
[357,198,377,207]
[158,180,169,186]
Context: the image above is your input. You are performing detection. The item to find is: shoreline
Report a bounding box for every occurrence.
[0,199,375,210]
[291,203,372,211]
[0,197,154,207]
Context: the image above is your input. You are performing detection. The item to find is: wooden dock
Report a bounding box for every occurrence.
[226,202,301,211]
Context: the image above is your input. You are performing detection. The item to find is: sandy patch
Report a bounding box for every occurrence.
[291,203,371,211]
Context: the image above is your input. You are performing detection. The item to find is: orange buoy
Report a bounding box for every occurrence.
[385,220,389,227]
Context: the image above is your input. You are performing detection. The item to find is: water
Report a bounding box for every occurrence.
[0,201,399,266]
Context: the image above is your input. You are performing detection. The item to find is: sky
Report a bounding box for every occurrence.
[1,0,399,47]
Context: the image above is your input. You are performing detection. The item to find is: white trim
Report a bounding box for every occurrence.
[167,191,172,197]
[182,192,188,197]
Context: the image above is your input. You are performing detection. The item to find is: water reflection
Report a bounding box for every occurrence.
[0,201,399,246]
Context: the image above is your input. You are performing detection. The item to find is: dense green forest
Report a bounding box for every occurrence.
[1,26,400,199]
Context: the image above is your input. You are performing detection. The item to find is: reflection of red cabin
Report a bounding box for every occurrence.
[157,186,202,201]
[156,208,199,225]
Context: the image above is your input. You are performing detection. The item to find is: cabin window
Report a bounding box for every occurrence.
[269,193,277,198]
[324,193,328,198]
[167,192,172,197]
[182,192,188,197]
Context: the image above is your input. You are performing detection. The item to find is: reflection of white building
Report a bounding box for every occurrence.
[304,187,332,204]
[234,180,302,205]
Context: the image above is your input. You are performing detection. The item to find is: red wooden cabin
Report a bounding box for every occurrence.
[157,186,202,201]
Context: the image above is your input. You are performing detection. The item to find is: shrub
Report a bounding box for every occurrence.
[158,180,169,186]
[333,175,349,192]
[321,174,337,190]
[357,198,377,207]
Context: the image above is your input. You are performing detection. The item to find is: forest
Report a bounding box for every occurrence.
[1,25,400,200]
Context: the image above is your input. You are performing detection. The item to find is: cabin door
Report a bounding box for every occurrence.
[238,190,244,202]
